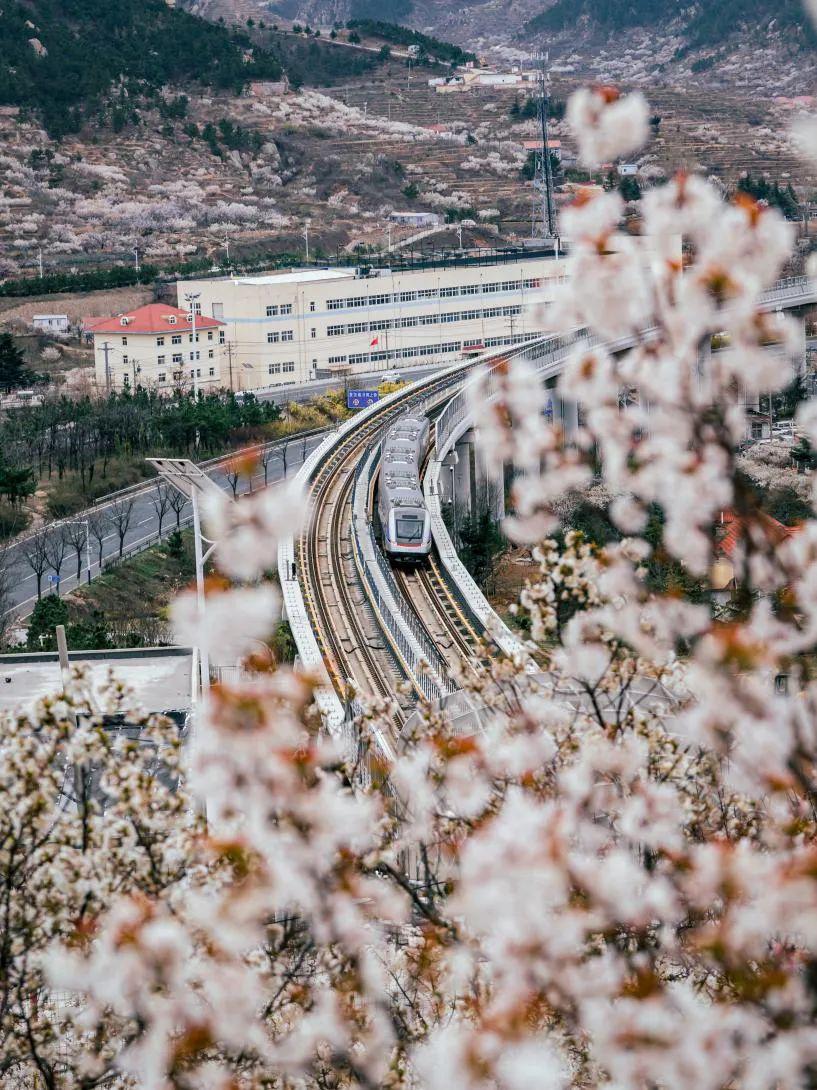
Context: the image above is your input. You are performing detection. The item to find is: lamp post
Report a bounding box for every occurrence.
[147,457,226,702]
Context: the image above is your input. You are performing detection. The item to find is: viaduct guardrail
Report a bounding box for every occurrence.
[288,275,817,735]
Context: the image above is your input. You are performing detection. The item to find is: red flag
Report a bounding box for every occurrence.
[370,335,379,347]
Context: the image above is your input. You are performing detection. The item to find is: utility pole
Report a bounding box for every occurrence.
[100,341,113,391]
[133,244,140,275]
[387,223,393,252]
[184,291,201,451]
[225,232,231,270]
[532,52,557,241]
[185,291,201,400]
[37,248,43,279]
[304,219,311,263]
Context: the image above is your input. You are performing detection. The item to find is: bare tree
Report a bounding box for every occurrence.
[44,525,70,595]
[108,497,135,559]
[88,510,108,572]
[150,482,172,540]
[168,488,188,528]
[20,530,50,600]
[269,437,293,480]
[65,520,89,583]
[259,445,276,487]
[225,466,241,499]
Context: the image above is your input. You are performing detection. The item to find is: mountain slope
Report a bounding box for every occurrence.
[526,0,816,49]
[0,0,282,136]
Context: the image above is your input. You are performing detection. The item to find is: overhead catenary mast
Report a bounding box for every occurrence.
[531,52,557,243]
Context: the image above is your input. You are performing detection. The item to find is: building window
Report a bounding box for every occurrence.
[219,330,225,344]
[267,332,280,344]
[196,368,201,377]
[172,353,182,364]
[282,361,295,373]
[158,373,166,384]
[209,367,215,377]
[281,330,294,342]
[208,349,214,359]
[328,355,347,364]
[190,370,195,378]
[268,363,281,375]
[123,374,130,386]
[168,315,177,325]
[189,301,202,314]
[310,328,316,338]
[309,301,315,312]
[172,334,182,345]
[156,336,165,346]
[266,305,279,317]
[207,331,213,341]
[157,355,166,366]
[122,355,129,365]
[280,303,293,316]
[173,370,182,381]
[122,336,128,346]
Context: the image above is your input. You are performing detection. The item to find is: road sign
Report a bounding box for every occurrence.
[48,574,60,587]
[347,389,379,410]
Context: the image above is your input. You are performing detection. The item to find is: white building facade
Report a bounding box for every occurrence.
[90,304,225,393]
[179,252,567,391]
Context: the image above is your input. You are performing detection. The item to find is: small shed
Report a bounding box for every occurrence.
[32,314,69,334]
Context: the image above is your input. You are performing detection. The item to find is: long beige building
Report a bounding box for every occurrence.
[178,251,568,391]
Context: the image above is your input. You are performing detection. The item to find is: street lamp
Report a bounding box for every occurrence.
[147,457,226,701]
[304,219,311,263]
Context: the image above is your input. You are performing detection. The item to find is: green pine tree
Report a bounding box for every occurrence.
[0,333,31,393]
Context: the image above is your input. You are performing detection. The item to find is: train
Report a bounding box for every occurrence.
[377,412,433,562]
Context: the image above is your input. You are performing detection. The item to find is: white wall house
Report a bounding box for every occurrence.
[32,314,69,334]
[178,252,569,392]
[90,303,225,393]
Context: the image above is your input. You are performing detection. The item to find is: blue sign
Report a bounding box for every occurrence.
[347,389,380,410]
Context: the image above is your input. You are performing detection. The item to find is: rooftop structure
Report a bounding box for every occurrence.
[0,647,193,716]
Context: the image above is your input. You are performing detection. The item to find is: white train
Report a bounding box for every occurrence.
[377,412,433,562]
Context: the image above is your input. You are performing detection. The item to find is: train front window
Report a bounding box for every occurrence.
[396,517,423,543]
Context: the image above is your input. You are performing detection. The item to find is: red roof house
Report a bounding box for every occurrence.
[88,303,223,336]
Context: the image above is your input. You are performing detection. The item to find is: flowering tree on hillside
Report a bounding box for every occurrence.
[5,80,817,1090]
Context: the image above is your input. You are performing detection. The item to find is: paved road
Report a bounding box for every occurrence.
[1,433,326,622]
[1,364,446,623]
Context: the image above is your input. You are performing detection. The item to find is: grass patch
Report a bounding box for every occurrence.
[68,531,196,647]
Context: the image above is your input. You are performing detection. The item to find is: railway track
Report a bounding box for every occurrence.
[294,371,485,737]
[392,556,484,680]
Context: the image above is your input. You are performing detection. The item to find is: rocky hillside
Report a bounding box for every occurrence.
[196,0,817,94]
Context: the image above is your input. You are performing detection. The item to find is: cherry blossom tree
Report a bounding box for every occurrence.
[4,80,817,1090]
